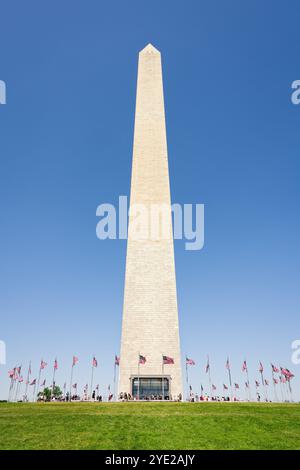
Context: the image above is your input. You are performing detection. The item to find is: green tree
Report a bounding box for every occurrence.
[38,386,62,401]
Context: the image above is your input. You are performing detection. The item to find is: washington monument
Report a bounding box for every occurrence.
[119,44,183,399]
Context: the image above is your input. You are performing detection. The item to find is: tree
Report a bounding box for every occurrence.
[38,386,62,401]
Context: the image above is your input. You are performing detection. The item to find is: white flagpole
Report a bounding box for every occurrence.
[260,369,267,402]
[25,361,31,401]
[207,355,212,399]
[137,353,140,400]
[245,363,252,401]
[162,355,165,400]
[69,364,74,401]
[90,361,94,401]
[36,362,42,402]
[113,359,116,401]
[52,359,57,398]
[272,370,278,402]
[185,356,189,400]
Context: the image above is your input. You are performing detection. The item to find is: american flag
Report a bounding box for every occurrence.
[205,358,210,373]
[212,384,216,391]
[54,359,58,370]
[72,383,77,389]
[273,378,279,384]
[281,367,294,379]
[163,355,174,365]
[40,360,47,370]
[234,383,239,389]
[96,384,99,391]
[17,366,22,374]
[201,384,204,393]
[139,355,146,364]
[255,380,260,387]
[186,357,195,366]
[8,369,14,378]
[271,363,279,373]
[92,356,98,368]
[18,376,23,383]
[30,379,36,386]
[115,355,120,366]
[72,356,79,366]
[245,381,249,388]
[40,379,46,387]
[223,384,228,390]
[259,361,264,373]
[264,379,269,386]
[225,357,230,370]
[242,360,247,372]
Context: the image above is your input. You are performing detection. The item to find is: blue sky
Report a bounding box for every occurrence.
[0,0,299,401]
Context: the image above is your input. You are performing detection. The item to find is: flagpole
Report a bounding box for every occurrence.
[90,362,94,401]
[137,353,140,401]
[207,356,212,399]
[52,361,56,398]
[260,370,266,402]
[25,361,31,401]
[113,359,116,402]
[36,362,42,402]
[279,373,284,402]
[32,382,36,402]
[14,379,20,402]
[287,378,293,402]
[8,376,14,402]
[271,369,278,402]
[185,356,189,400]
[162,355,165,401]
[69,364,74,401]
[227,358,233,401]
[245,361,252,401]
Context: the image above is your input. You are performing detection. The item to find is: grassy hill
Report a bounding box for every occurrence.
[0,402,299,450]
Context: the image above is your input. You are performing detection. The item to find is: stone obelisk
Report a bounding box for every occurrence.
[119,44,182,399]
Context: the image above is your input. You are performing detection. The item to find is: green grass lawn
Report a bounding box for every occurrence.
[0,402,299,450]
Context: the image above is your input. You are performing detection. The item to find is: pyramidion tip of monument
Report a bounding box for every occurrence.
[140,43,160,55]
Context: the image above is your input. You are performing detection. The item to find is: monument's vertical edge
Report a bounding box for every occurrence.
[119,44,183,399]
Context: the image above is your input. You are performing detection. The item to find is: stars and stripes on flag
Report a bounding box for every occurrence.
[225,357,230,370]
[189,384,192,391]
[72,383,77,389]
[280,376,286,384]
[96,384,99,391]
[139,355,146,364]
[212,384,216,391]
[273,378,279,384]
[115,355,120,366]
[72,356,79,366]
[8,369,15,378]
[223,384,228,390]
[205,358,210,373]
[280,367,294,379]
[40,379,46,387]
[245,381,249,388]
[234,383,239,389]
[54,359,58,370]
[259,361,264,373]
[40,360,47,370]
[255,380,260,387]
[18,376,23,383]
[201,384,204,393]
[264,379,269,386]
[163,355,174,365]
[271,364,279,373]
[30,379,36,386]
[242,360,247,372]
[92,356,98,368]
[186,357,195,366]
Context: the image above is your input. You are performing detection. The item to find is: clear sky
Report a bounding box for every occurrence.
[0,0,299,401]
